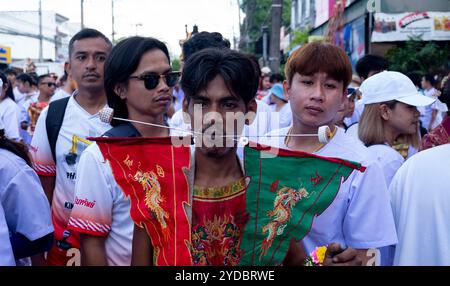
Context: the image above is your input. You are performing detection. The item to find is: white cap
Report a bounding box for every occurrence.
[360,71,435,107]
[261,66,271,75]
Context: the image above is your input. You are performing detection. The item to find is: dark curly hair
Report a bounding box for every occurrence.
[182,31,230,61]
[181,48,260,106]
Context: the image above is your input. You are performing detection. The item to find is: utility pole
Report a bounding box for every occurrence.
[39,0,43,62]
[111,0,115,43]
[236,0,241,50]
[262,26,269,67]
[135,23,142,36]
[269,0,282,73]
[81,0,84,29]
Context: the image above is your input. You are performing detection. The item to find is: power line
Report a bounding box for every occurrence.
[39,0,43,62]
[0,25,57,43]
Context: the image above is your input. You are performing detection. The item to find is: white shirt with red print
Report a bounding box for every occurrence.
[30,94,111,250]
[67,142,133,266]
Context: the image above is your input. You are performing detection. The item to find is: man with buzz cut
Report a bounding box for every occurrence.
[30,28,113,266]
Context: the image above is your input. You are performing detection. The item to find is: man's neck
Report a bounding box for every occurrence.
[275,101,287,112]
[63,83,74,95]
[130,114,169,137]
[38,93,51,103]
[74,88,107,115]
[194,149,243,188]
[288,120,334,153]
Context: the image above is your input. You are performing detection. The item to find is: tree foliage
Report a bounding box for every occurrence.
[240,0,291,53]
[288,28,310,50]
[171,58,181,71]
[385,36,450,75]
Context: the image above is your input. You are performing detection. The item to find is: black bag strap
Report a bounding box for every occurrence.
[103,122,141,137]
[46,97,70,162]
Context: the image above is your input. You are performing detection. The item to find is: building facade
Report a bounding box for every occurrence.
[291,0,450,66]
[0,11,78,63]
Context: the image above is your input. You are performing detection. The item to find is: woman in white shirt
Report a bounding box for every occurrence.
[358,71,436,266]
[421,74,444,131]
[0,118,53,266]
[0,72,21,142]
[358,71,435,187]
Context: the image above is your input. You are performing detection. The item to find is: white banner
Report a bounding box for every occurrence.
[371,12,450,42]
[315,0,330,28]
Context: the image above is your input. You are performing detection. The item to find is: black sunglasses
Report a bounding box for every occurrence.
[129,71,181,90]
[40,82,56,88]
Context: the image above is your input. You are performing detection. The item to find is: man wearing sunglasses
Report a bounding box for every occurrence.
[67,36,179,266]
[27,74,57,135]
[37,74,57,100]
[30,28,113,266]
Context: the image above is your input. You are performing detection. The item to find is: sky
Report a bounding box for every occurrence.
[0,0,242,58]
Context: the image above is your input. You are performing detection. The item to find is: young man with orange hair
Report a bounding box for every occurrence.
[261,41,397,266]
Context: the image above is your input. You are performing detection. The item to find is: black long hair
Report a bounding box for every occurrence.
[1,71,32,166]
[0,71,14,101]
[0,130,32,167]
[104,36,170,127]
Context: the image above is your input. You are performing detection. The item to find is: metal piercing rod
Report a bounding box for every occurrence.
[111,117,202,136]
[100,108,330,144]
[110,117,329,145]
[110,117,242,143]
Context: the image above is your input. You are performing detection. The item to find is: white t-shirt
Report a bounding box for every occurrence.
[16,91,38,144]
[0,203,15,266]
[50,89,71,103]
[17,91,38,123]
[0,149,54,266]
[260,126,398,255]
[267,102,292,130]
[390,144,450,266]
[67,142,133,266]
[168,109,192,136]
[30,94,111,247]
[13,87,26,103]
[352,99,365,123]
[367,144,404,266]
[246,99,275,137]
[344,122,360,142]
[343,108,360,127]
[367,144,404,188]
[419,88,443,130]
[0,97,21,141]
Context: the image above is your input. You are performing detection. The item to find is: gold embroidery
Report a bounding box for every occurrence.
[156,164,165,178]
[123,155,133,170]
[132,169,169,235]
[260,186,309,259]
[193,177,248,200]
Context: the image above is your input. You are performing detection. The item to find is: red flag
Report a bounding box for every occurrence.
[92,137,192,266]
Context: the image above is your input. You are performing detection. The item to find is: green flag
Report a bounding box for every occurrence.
[240,144,366,266]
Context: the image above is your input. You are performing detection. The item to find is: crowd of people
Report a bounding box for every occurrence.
[1,27,450,266]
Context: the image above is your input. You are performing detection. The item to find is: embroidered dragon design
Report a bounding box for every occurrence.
[260,186,309,258]
[133,170,169,231]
